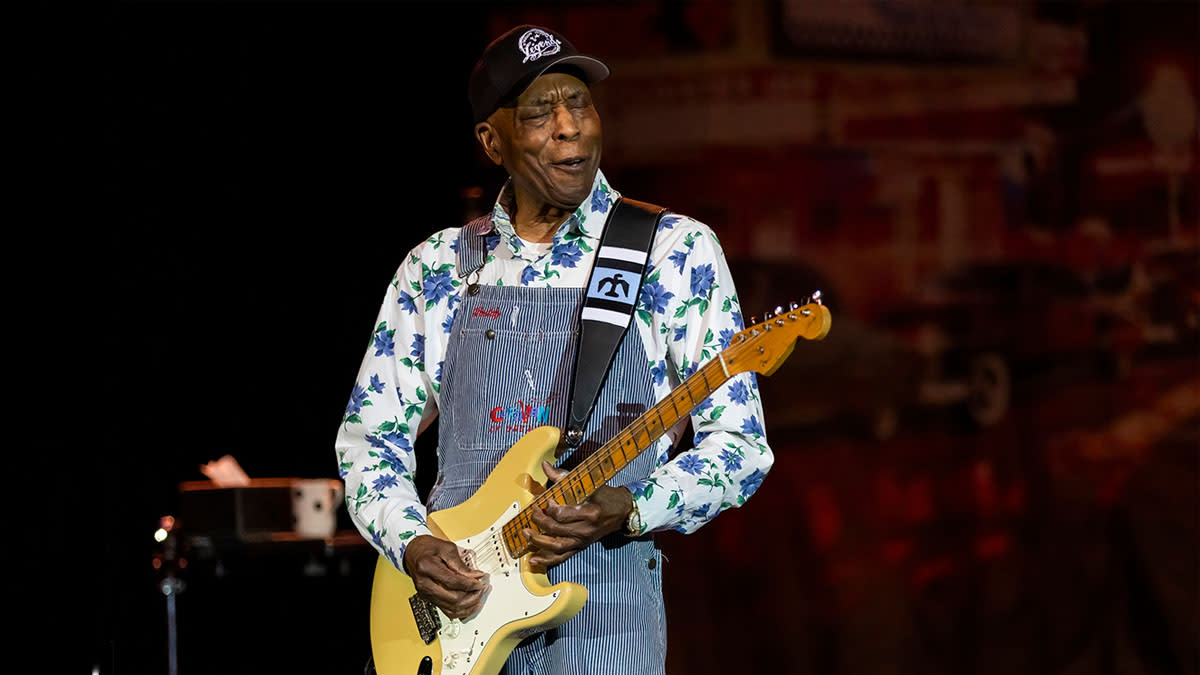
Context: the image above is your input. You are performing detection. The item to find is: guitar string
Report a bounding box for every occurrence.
[466,369,713,570]
[464,356,733,574]
[461,342,763,575]
[459,361,729,573]
[466,360,724,572]
[462,419,655,574]
[454,315,813,573]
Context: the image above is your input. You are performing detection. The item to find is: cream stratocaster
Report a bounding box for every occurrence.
[370,298,832,675]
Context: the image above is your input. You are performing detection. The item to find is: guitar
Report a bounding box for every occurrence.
[369,298,832,675]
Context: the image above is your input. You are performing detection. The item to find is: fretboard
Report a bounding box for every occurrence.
[500,356,732,557]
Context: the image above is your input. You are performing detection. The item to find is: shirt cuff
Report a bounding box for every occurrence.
[393,524,435,574]
[622,471,685,535]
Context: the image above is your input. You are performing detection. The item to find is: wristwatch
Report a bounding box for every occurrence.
[624,499,642,536]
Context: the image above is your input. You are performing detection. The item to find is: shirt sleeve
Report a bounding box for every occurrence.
[334,244,440,571]
[624,216,773,534]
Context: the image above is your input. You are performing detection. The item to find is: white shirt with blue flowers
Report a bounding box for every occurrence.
[335,170,772,569]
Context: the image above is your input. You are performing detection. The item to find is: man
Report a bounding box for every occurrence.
[336,25,772,673]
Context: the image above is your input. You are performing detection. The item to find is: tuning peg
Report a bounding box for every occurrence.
[774,305,784,316]
[790,301,800,310]
[749,315,758,326]
[812,290,822,305]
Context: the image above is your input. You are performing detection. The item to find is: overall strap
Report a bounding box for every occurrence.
[456,213,493,283]
[564,197,666,447]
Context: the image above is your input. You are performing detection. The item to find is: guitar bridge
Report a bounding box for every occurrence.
[409,594,442,645]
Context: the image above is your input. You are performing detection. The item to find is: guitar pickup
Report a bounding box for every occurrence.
[409,593,442,645]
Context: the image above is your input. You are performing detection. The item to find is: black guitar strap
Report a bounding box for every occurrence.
[563,197,666,447]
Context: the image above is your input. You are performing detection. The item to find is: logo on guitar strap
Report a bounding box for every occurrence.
[587,265,637,304]
[596,273,629,298]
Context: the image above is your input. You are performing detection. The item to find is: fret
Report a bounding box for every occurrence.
[588,461,602,486]
[641,422,660,444]
[697,362,712,391]
[610,435,627,463]
[633,415,652,441]
[502,524,520,557]
[679,386,694,412]
[700,361,721,393]
[680,381,697,411]
[665,391,684,422]
[673,389,691,419]
[570,479,586,504]
[654,407,669,434]
[620,433,638,461]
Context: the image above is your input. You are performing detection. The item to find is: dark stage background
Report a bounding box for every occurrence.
[92,2,1196,674]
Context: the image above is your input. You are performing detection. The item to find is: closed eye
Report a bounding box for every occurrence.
[518,106,552,122]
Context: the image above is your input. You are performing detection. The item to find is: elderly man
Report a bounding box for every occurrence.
[337,25,772,674]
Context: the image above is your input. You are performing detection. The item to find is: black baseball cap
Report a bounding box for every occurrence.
[468,25,611,124]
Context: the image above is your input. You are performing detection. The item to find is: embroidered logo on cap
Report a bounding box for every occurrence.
[518,28,561,64]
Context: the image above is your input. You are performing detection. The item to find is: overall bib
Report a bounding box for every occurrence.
[428,231,667,674]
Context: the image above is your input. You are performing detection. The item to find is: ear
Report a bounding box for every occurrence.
[474,121,504,166]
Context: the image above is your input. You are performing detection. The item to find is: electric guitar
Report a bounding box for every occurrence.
[369,297,832,675]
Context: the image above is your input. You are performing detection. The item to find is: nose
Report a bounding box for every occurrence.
[552,104,580,142]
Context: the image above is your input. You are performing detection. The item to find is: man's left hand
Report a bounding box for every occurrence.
[523,460,633,568]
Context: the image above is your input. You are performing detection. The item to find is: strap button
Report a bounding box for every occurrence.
[564,427,584,447]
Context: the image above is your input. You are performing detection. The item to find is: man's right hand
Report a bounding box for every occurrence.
[403,535,490,619]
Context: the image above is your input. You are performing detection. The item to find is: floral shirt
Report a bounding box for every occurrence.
[335,170,772,569]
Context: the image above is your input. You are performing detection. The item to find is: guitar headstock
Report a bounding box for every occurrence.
[722,292,832,376]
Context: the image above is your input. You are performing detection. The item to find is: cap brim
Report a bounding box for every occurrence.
[503,55,611,107]
[536,54,611,85]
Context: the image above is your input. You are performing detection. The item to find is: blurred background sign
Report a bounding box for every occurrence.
[774,0,1024,62]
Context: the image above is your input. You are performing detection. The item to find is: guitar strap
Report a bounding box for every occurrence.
[454,197,667,449]
[564,197,666,447]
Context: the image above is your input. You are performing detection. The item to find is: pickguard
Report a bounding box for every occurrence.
[432,502,559,673]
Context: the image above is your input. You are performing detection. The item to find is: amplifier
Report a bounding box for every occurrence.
[178,478,347,542]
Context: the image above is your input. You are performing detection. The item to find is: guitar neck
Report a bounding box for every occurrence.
[501,356,732,556]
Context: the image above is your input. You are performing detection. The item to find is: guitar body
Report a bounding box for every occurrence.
[370,426,588,675]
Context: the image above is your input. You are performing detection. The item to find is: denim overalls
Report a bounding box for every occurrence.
[425,227,667,674]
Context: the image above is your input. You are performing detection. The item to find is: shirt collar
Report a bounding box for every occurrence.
[488,169,618,255]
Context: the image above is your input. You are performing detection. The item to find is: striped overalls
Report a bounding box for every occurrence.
[425,229,667,674]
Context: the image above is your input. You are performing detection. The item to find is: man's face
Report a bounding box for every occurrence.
[477,72,602,212]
